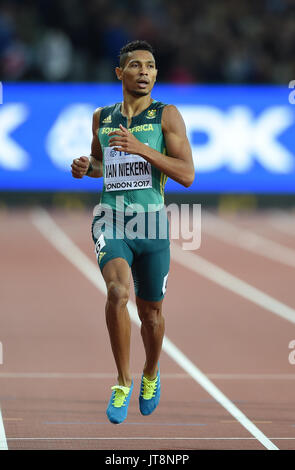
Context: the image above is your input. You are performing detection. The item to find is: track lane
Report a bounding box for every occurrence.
[2,209,295,449]
[215,210,295,250]
[1,209,259,449]
[196,216,295,310]
[48,208,295,449]
[34,208,283,450]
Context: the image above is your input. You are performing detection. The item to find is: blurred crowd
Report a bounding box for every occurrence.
[0,0,294,83]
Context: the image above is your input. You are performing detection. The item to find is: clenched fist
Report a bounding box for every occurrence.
[71,156,90,179]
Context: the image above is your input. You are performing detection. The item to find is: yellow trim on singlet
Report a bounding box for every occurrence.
[160,173,168,197]
[160,172,164,196]
[160,147,168,197]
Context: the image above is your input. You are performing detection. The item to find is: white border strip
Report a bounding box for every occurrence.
[31,208,278,450]
[0,408,8,450]
[5,437,295,441]
[0,372,188,379]
[1,372,295,380]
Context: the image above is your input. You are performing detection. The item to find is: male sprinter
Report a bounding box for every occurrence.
[71,40,194,424]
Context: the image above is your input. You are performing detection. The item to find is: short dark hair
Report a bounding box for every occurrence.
[119,40,154,68]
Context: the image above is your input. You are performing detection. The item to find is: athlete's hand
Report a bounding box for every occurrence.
[71,156,90,178]
[108,124,145,155]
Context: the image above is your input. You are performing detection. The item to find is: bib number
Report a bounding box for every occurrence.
[104,147,152,192]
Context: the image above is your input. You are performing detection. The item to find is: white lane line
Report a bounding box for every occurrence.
[0,372,189,379]
[171,241,295,325]
[1,372,295,380]
[202,212,295,268]
[31,208,278,451]
[1,437,271,441]
[204,374,295,380]
[0,408,8,450]
[43,422,208,426]
[5,437,295,441]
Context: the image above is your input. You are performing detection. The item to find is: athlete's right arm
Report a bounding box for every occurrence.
[71,107,103,179]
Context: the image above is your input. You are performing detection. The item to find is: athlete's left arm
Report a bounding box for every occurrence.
[108,105,195,187]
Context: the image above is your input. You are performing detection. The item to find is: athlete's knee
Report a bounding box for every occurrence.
[138,304,164,330]
[106,281,129,309]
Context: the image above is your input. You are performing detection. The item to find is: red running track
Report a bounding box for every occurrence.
[0,207,295,450]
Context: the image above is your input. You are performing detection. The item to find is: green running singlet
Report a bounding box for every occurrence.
[98,100,168,213]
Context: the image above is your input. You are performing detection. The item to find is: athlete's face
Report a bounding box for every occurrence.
[116,50,158,97]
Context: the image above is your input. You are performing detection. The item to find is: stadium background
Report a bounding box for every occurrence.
[0,0,295,208]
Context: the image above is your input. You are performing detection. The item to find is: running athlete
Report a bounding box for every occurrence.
[71,40,194,424]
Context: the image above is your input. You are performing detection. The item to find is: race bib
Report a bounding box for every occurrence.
[104,146,152,192]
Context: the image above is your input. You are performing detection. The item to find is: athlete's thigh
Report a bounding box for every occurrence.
[131,244,170,302]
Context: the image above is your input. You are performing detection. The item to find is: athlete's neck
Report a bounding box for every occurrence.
[121,94,153,123]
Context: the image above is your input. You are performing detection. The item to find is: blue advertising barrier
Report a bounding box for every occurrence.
[0,83,294,192]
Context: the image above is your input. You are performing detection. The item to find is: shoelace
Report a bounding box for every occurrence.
[111,385,130,407]
[141,376,158,400]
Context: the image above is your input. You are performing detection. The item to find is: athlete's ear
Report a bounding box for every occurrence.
[115,67,123,81]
